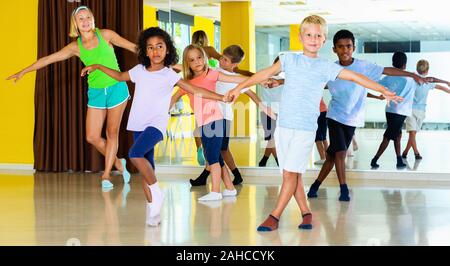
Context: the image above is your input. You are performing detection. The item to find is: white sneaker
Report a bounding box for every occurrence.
[222,189,237,197]
[314,159,325,165]
[198,192,223,201]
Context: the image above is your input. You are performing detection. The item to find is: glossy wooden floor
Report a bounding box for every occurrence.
[1,171,450,246]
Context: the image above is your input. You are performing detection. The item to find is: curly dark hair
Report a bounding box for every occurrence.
[137,27,179,67]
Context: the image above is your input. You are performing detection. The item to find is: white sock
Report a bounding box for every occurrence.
[222,189,237,197]
[146,202,161,226]
[198,192,223,201]
[148,182,164,217]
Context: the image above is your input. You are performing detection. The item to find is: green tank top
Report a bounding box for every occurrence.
[78,28,121,89]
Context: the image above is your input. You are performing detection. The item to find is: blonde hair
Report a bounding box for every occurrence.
[300,15,328,37]
[69,6,96,38]
[182,45,209,80]
[192,30,209,47]
[416,60,429,75]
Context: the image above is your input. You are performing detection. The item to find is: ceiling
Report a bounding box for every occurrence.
[144,0,450,41]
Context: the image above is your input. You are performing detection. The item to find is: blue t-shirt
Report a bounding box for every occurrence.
[413,75,435,111]
[279,53,343,131]
[327,59,384,127]
[380,76,416,116]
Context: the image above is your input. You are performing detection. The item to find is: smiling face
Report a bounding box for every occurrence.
[333,38,355,66]
[74,9,95,34]
[146,36,167,66]
[300,23,327,57]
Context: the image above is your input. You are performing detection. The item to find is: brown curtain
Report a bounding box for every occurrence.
[34,0,143,172]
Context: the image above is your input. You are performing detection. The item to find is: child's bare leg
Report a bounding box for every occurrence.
[257,170,297,231]
[410,131,421,156]
[294,174,313,229]
[402,131,414,157]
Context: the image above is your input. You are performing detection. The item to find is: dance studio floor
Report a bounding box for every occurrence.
[1,170,450,246]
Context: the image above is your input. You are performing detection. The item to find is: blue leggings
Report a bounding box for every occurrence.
[199,120,226,167]
[129,127,163,169]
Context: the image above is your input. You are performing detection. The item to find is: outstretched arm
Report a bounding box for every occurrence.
[101,29,137,54]
[227,61,282,102]
[383,67,426,85]
[176,79,228,102]
[6,42,79,82]
[218,72,249,84]
[367,92,384,100]
[169,89,184,111]
[204,46,222,61]
[339,69,402,105]
[234,67,254,77]
[435,84,450,94]
[81,64,130,82]
[425,77,450,86]
[244,90,277,119]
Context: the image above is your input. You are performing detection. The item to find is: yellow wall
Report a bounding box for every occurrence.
[192,16,215,47]
[0,0,38,165]
[144,4,158,29]
[221,1,256,138]
[290,24,304,51]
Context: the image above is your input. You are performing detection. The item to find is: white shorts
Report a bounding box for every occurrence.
[406,109,426,132]
[274,127,315,174]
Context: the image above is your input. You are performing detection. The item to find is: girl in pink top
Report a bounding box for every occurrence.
[179,45,249,201]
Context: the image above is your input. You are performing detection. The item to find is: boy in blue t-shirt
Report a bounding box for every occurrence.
[402,59,450,160]
[227,15,402,232]
[307,30,426,201]
[370,52,423,169]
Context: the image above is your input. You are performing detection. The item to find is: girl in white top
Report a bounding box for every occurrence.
[82,27,228,226]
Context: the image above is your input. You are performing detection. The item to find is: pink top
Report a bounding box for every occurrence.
[320,98,328,113]
[180,69,223,126]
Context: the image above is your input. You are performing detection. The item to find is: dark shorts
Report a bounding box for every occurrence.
[129,127,164,169]
[326,118,356,157]
[261,112,277,141]
[199,120,225,167]
[315,111,328,142]
[384,112,407,141]
[221,120,232,151]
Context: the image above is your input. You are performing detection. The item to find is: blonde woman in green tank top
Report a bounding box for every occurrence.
[7,6,136,189]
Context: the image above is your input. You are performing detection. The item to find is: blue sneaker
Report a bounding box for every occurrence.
[121,158,130,184]
[102,180,114,189]
[197,147,205,166]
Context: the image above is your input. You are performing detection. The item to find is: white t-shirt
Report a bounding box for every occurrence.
[127,65,181,133]
[215,67,249,121]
